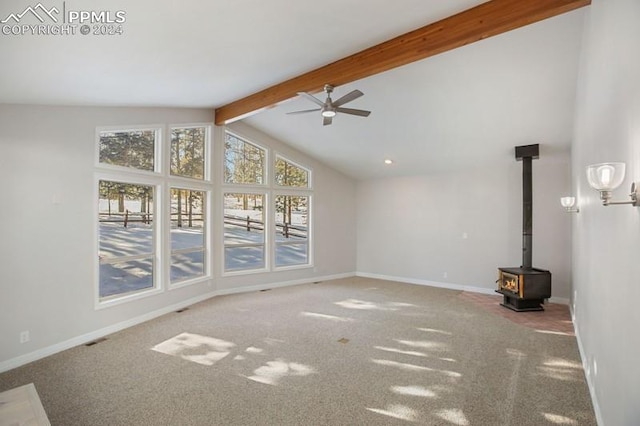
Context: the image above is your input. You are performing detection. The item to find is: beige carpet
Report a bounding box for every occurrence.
[0,277,596,425]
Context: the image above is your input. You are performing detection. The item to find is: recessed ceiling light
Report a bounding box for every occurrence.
[384,159,393,165]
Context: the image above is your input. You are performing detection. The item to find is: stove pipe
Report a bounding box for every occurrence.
[515,144,539,270]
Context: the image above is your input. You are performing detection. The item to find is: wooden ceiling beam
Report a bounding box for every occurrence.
[214,0,590,125]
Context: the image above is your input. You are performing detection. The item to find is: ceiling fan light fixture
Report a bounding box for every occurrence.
[288,85,370,125]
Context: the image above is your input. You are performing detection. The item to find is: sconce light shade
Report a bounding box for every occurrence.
[586,161,639,207]
[586,162,626,191]
[560,197,576,208]
[560,196,579,213]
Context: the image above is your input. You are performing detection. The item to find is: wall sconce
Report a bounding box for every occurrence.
[586,162,639,206]
[560,196,579,213]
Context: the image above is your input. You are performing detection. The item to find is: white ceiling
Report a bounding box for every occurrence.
[0,0,586,179]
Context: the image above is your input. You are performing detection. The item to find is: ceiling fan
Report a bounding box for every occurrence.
[287,84,371,126]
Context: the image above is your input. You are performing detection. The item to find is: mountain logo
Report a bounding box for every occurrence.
[1,3,59,24]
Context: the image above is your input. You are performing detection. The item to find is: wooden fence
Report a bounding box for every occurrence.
[99,211,306,239]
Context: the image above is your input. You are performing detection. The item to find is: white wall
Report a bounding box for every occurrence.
[356,151,572,300]
[571,0,640,424]
[0,105,356,368]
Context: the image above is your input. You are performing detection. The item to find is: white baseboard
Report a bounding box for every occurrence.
[0,290,217,374]
[0,270,569,374]
[549,296,570,305]
[355,271,570,305]
[570,304,604,426]
[356,271,497,295]
[0,272,356,374]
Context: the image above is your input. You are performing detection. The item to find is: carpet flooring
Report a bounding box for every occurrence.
[0,277,596,425]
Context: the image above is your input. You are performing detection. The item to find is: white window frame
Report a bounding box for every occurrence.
[167,186,211,289]
[168,124,212,182]
[94,172,163,309]
[221,190,269,276]
[95,123,213,308]
[95,125,163,175]
[271,152,313,271]
[274,154,313,190]
[223,130,268,187]
[272,191,313,271]
[166,124,213,289]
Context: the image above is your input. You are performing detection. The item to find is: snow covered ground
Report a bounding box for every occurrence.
[99,220,308,298]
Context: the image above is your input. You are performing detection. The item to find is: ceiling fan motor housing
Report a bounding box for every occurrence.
[288,84,370,125]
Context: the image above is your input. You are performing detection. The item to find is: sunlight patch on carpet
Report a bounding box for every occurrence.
[536,357,583,382]
[395,339,449,352]
[391,385,437,398]
[417,327,452,336]
[536,366,582,382]
[335,299,397,311]
[263,337,285,346]
[371,359,461,378]
[536,329,574,336]
[151,332,235,366]
[366,404,418,422]
[542,413,578,424]
[389,302,417,307]
[245,359,316,386]
[374,346,427,358]
[300,311,354,322]
[543,358,582,369]
[434,408,470,425]
[506,348,526,358]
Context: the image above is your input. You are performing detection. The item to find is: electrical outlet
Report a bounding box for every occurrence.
[20,331,30,344]
[443,272,448,279]
[462,232,468,239]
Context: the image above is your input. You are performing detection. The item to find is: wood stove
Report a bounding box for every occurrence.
[496,144,552,311]
[497,267,551,311]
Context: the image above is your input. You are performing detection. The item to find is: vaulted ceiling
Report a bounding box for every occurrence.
[0,0,587,178]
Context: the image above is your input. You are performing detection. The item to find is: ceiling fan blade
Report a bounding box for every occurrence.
[336,107,371,117]
[287,108,321,115]
[298,92,326,107]
[323,116,333,126]
[333,89,364,107]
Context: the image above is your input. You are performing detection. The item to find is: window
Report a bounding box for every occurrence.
[275,156,309,188]
[171,127,206,180]
[96,124,211,306]
[224,132,265,184]
[99,129,157,171]
[275,195,309,267]
[224,193,265,272]
[98,181,155,299]
[170,188,206,283]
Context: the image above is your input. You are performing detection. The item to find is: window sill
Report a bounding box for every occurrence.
[169,275,211,290]
[273,263,314,272]
[95,287,163,310]
[222,267,269,278]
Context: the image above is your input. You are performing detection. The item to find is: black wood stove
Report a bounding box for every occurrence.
[496,144,551,311]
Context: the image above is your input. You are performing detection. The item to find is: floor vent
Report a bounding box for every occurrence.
[175,308,189,313]
[85,337,107,347]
